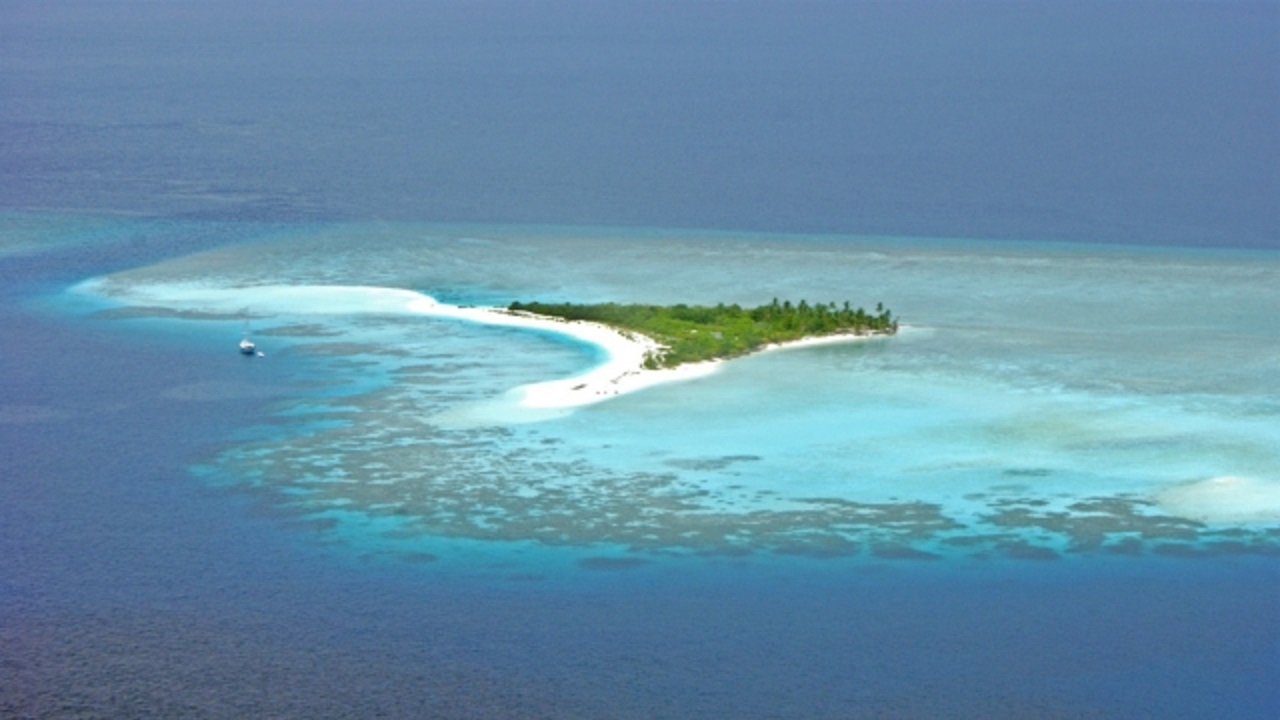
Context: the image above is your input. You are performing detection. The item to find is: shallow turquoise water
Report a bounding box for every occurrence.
[65,218,1280,566]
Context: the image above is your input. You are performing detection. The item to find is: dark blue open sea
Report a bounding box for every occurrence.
[3,2,1277,718]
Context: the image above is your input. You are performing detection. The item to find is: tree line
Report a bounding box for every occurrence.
[507,298,897,368]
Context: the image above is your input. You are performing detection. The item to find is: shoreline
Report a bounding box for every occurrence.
[404,296,719,409]
[403,294,891,410]
[75,279,893,412]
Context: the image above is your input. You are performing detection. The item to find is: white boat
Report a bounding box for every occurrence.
[239,338,257,355]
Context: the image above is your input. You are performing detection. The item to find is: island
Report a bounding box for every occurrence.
[79,280,900,414]
[401,288,901,412]
[507,299,897,369]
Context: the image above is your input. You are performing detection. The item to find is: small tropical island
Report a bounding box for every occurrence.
[507,299,897,369]
[388,289,900,411]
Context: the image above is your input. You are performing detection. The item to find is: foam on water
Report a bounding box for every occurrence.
[74,221,1280,562]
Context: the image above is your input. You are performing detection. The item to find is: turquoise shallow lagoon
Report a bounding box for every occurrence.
[69,219,1280,565]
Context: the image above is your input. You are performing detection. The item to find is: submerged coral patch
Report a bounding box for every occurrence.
[577,556,652,571]
[664,455,764,471]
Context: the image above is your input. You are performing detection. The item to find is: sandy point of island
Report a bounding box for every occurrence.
[70,281,892,410]
[404,293,893,410]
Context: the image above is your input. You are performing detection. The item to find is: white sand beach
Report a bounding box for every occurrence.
[402,295,721,408]
[402,296,884,410]
[78,280,889,412]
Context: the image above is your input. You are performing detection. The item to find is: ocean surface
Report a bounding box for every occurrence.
[3,2,1278,718]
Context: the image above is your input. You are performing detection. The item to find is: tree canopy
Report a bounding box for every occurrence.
[507,298,897,369]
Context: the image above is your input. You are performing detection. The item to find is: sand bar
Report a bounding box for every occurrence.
[1155,475,1280,524]
[79,280,889,411]
[402,294,901,410]
[402,294,728,409]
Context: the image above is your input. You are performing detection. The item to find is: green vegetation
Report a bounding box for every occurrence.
[507,298,897,369]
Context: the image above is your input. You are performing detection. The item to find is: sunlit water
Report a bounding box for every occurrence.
[5,213,1278,719]
[62,219,1280,569]
[5,1,1278,715]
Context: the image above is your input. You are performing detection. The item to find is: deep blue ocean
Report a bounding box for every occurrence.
[3,2,1277,718]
